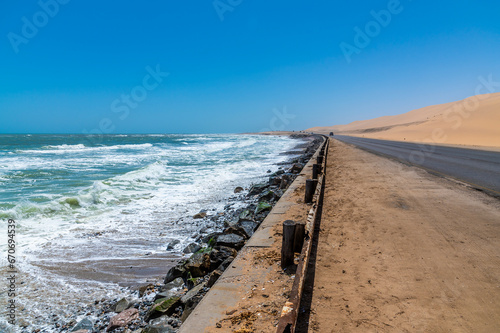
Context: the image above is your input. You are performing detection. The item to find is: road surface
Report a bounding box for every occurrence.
[333,135,500,196]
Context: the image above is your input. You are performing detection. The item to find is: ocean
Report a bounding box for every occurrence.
[0,133,300,331]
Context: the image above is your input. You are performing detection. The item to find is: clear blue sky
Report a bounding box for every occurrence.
[1,0,499,134]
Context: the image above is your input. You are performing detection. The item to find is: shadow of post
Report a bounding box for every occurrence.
[295,176,325,332]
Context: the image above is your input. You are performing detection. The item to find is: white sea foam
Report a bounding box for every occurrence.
[0,134,302,331]
[24,143,154,154]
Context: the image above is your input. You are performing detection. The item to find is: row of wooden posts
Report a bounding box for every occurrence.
[281,144,327,269]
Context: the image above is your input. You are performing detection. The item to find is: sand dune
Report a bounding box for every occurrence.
[309,92,500,148]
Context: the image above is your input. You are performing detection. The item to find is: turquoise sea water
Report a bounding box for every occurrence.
[0,134,299,331]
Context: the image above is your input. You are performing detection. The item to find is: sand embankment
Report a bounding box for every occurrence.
[300,139,500,332]
[309,92,500,148]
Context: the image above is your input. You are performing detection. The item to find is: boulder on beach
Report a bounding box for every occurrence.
[180,282,208,322]
[166,239,180,251]
[289,163,303,174]
[223,226,248,239]
[269,175,282,185]
[280,174,291,189]
[145,296,181,322]
[143,317,178,333]
[142,325,176,333]
[161,277,184,291]
[247,183,268,196]
[138,283,156,297]
[182,242,201,254]
[216,233,245,250]
[206,269,222,288]
[184,252,211,277]
[259,190,277,202]
[111,297,133,313]
[71,318,93,332]
[238,209,252,220]
[238,220,259,238]
[234,186,244,193]
[193,212,207,219]
[164,261,188,284]
[107,308,139,331]
[210,246,237,270]
[155,288,182,301]
[255,201,272,214]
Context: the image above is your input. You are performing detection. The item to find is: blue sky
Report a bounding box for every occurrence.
[1,0,499,134]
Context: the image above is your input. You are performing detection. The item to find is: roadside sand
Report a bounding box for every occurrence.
[303,139,500,332]
[308,92,500,148]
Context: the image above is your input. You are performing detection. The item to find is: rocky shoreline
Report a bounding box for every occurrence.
[29,134,322,333]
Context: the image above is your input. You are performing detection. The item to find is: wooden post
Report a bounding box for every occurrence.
[281,220,296,269]
[317,155,323,165]
[304,179,317,203]
[312,164,320,180]
[293,221,306,253]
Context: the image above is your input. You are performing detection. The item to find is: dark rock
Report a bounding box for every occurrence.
[248,183,268,196]
[217,256,235,272]
[201,232,222,244]
[145,297,181,321]
[186,276,203,290]
[111,297,132,313]
[289,163,303,174]
[193,212,207,219]
[164,262,187,284]
[216,233,245,250]
[280,174,291,189]
[180,282,208,322]
[143,316,178,332]
[269,176,281,186]
[181,282,207,304]
[166,239,180,251]
[238,209,252,220]
[184,252,211,277]
[238,220,259,238]
[107,308,139,331]
[142,325,176,333]
[259,190,277,202]
[155,289,181,301]
[210,246,237,270]
[206,269,222,288]
[255,202,272,214]
[138,283,156,297]
[182,242,201,254]
[71,318,93,332]
[223,226,248,239]
[234,186,244,193]
[161,277,184,292]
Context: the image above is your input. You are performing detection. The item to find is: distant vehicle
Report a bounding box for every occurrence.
[329,132,334,136]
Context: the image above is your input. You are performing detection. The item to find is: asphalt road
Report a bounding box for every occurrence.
[333,135,500,196]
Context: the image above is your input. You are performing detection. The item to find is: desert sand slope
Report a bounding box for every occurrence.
[309,92,500,148]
